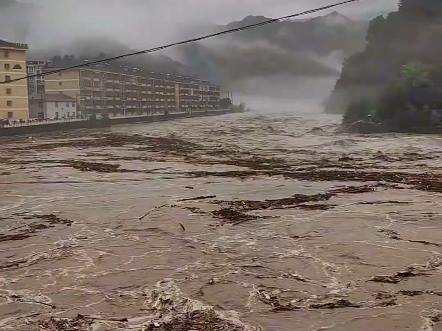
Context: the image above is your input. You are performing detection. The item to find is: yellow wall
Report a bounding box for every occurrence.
[45,69,80,99]
[0,47,29,120]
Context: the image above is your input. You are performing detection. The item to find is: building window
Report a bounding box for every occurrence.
[4,51,9,58]
[6,88,11,95]
[13,64,22,70]
[55,102,58,108]
[67,112,70,117]
[7,111,13,118]
[59,82,62,86]
[7,100,12,107]
[72,102,75,107]
[5,75,11,82]
[4,63,10,70]
[66,102,69,107]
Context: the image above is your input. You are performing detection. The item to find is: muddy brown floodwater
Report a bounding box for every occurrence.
[0,110,441,331]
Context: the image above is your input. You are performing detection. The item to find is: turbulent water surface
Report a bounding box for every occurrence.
[0,108,441,331]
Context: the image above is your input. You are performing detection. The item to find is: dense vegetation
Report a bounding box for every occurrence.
[325,0,442,129]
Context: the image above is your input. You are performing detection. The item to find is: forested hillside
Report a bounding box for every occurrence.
[325,0,442,115]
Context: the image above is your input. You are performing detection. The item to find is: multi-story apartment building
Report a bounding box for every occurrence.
[43,64,220,116]
[177,78,221,111]
[0,39,29,120]
[27,60,47,95]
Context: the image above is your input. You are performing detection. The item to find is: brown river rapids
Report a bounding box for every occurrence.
[0,108,441,331]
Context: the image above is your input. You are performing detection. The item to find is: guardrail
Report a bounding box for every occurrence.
[0,108,231,129]
[0,117,89,128]
[108,113,162,119]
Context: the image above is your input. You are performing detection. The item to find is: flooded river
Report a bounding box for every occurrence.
[0,107,441,331]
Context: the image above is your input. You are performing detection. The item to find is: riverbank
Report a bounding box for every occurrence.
[339,120,442,134]
[0,108,232,137]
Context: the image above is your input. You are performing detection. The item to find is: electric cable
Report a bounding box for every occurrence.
[0,0,361,84]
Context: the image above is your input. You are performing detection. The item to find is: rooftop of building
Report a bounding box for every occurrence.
[27,60,48,65]
[44,65,214,85]
[40,58,216,86]
[29,93,76,102]
[0,39,29,50]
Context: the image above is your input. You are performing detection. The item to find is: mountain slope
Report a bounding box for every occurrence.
[219,12,368,56]
[177,13,368,87]
[324,0,442,114]
[29,37,192,75]
[177,41,340,86]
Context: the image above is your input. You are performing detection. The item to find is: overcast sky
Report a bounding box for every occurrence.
[22,0,398,50]
[190,0,398,21]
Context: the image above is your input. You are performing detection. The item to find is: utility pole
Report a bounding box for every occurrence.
[205,95,208,111]
[163,78,168,114]
[75,93,79,118]
[101,75,106,118]
[37,92,44,120]
[122,77,126,116]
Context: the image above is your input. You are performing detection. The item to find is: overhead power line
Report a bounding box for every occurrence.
[0,0,361,84]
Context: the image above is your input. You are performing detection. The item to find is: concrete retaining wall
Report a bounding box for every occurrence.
[0,119,110,137]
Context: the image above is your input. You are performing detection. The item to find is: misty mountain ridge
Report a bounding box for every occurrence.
[177,12,368,87]
[0,0,369,92]
[308,11,353,25]
[220,12,368,56]
[28,37,192,75]
[294,11,353,25]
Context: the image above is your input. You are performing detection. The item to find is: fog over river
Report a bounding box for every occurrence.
[0,101,441,330]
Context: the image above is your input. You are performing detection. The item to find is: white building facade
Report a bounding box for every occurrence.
[29,93,77,119]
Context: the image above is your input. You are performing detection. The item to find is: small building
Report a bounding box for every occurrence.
[0,39,29,120]
[29,93,78,119]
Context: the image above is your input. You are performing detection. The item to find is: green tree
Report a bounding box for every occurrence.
[342,98,373,124]
[375,83,408,120]
[97,52,107,60]
[399,62,432,87]
[366,15,387,43]
[399,0,442,17]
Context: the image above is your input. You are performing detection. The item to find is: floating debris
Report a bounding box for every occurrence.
[211,208,260,225]
[369,256,442,284]
[0,214,74,243]
[64,160,124,173]
[309,298,362,309]
[38,315,92,331]
[144,280,262,331]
